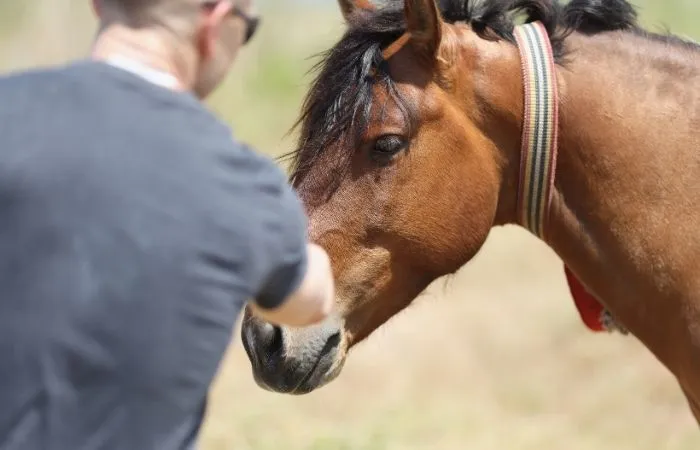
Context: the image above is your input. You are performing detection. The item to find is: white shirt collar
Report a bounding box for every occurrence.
[104,55,180,90]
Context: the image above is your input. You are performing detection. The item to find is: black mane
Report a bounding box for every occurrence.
[285,0,687,182]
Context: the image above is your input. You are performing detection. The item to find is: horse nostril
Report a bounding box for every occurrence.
[267,325,284,357]
[253,321,284,358]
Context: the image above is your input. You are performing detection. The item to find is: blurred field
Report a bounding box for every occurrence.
[2,0,699,448]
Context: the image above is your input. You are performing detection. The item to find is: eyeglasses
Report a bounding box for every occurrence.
[201,1,260,45]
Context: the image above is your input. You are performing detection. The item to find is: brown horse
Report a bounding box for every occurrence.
[241,0,700,421]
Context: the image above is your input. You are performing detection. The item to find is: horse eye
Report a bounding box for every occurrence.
[371,135,407,161]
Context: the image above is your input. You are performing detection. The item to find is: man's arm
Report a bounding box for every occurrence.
[250,243,334,327]
[236,145,335,327]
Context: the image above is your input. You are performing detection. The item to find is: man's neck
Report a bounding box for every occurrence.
[91,24,193,91]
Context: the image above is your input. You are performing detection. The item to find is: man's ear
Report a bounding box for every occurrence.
[92,0,102,18]
[197,1,232,60]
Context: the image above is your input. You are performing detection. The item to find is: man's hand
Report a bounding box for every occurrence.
[251,243,335,327]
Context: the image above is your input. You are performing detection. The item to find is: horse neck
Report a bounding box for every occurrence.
[467,28,698,260]
[542,30,700,349]
[457,25,700,385]
[470,26,699,348]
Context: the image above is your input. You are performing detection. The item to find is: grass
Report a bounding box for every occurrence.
[1,1,699,448]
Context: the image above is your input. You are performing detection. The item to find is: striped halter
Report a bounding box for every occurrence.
[513,21,559,239]
[511,22,627,334]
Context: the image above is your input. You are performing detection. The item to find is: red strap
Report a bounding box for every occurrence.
[564,265,605,332]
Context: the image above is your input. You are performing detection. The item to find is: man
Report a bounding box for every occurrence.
[0,0,335,448]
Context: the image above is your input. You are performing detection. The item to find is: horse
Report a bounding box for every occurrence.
[241,0,700,422]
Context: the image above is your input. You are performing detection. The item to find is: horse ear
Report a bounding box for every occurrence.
[338,0,375,21]
[404,0,442,60]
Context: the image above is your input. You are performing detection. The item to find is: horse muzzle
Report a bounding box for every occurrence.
[241,310,346,395]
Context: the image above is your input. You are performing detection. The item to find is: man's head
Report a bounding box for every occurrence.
[92,0,258,98]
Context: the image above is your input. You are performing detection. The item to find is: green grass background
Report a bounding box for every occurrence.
[0,1,698,449]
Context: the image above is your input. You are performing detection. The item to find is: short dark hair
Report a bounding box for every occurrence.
[100,0,161,12]
[97,0,201,29]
